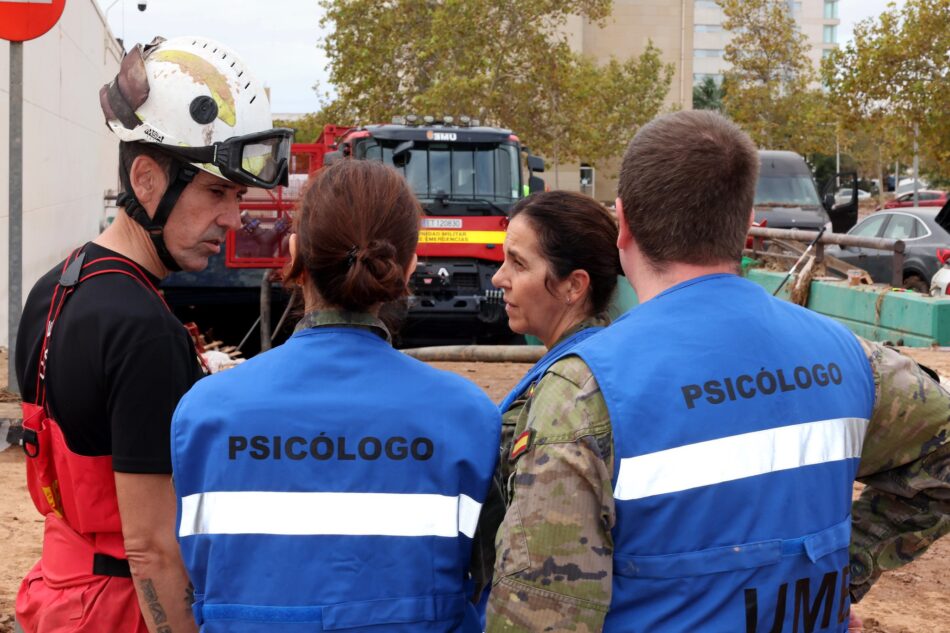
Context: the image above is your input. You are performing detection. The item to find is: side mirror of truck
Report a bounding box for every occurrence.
[392,140,415,167]
[528,175,546,194]
[323,151,343,167]
[527,155,544,173]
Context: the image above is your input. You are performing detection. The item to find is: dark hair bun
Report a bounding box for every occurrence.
[286,160,420,313]
[334,240,407,312]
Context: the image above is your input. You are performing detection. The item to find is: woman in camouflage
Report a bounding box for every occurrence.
[471,190,621,608]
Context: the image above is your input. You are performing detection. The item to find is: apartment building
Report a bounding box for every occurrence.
[553,0,841,201]
[693,0,841,86]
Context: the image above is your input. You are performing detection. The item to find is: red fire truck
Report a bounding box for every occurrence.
[226,117,545,344]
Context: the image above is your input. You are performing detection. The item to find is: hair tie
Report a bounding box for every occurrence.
[345,246,359,268]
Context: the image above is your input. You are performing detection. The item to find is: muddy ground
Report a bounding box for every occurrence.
[0,349,947,632]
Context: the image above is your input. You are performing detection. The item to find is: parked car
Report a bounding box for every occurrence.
[825,207,950,292]
[895,178,929,196]
[753,150,858,233]
[754,151,830,231]
[836,187,871,203]
[882,190,948,210]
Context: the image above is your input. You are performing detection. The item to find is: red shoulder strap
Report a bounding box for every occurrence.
[77,255,171,310]
[35,248,83,407]
[34,248,198,408]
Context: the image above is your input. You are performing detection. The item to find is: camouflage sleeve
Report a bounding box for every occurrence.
[486,356,615,633]
[850,339,950,602]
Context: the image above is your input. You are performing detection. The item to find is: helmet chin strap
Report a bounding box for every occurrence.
[117,160,198,273]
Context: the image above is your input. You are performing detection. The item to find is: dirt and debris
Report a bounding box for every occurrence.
[0,350,947,632]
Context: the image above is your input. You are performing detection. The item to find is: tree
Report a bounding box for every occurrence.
[317,0,673,169]
[717,0,831,154]
[692,76,723,111]
[274,111,337,144]
[824,0,950,178]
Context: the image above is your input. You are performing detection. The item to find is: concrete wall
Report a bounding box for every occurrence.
[552,0,694,202]
[0,0,122,351]
[581,0,694,110]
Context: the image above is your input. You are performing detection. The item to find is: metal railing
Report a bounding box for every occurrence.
[746,227,906,287]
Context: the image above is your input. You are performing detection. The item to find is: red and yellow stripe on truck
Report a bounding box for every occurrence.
[416,216,507,263]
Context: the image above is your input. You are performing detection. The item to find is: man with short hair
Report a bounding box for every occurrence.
[15,36,291,633]
[486,110,949,632]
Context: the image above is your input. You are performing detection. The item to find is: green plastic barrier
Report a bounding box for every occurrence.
[525,268,950,348]
[608,275,639,320]
[745,268,950,347]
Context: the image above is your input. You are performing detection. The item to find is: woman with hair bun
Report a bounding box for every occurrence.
[170,160,501,632]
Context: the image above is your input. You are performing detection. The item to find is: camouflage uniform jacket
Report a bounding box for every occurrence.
[470,316,610,603]
[498,315,612,494]
[485,337,950,632]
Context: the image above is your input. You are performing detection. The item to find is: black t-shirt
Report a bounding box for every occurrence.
[15,243,204,474]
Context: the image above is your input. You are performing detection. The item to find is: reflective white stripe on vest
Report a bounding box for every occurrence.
[179,491,482,538]
[614,417,868,501]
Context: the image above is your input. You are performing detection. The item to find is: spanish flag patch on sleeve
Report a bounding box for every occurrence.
[509,429,532,462]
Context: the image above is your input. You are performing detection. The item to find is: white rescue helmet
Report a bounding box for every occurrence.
[99,36,292,271]
[100,36,292,189]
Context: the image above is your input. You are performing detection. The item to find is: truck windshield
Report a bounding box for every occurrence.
[755,175,822,207]
[357,140,521,202]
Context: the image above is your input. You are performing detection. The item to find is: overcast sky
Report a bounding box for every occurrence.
[96,0,330,115]
[96,0,905,115]
[838,0,904,45]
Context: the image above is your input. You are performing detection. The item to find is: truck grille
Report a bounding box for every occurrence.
[453,273,480,291]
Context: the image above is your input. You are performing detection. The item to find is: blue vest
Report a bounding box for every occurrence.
[498,326,604,413]
[574,274,874,633]
[172,326,501,633]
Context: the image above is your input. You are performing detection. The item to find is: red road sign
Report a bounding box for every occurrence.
[0,0,67,42]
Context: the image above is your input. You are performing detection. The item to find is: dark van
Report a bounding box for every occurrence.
[755,150,858,233]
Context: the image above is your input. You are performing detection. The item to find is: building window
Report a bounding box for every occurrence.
[824,0,838,19]
[694,49,725,58]
[822,48,834,59]
[787,1,802,14]
[694,24,724,33]
[693,73,724,85]
[823,24,837,44]
[695,0,719,9]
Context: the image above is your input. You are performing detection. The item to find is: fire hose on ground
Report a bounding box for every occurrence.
[401,345,545,363]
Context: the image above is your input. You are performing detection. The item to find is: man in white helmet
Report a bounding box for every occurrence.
[14,36,291,633]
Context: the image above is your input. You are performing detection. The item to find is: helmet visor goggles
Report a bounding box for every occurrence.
[164,128,294,189]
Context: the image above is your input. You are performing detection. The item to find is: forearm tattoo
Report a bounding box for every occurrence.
[139,578,172,633]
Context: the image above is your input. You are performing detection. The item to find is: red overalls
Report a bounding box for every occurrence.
[17,249,177,633]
